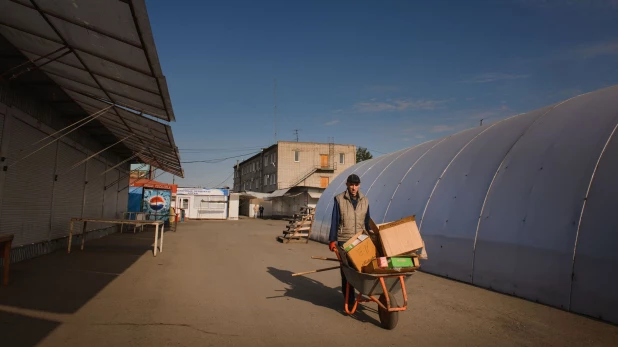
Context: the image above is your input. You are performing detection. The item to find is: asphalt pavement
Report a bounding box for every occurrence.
[1,218,617,347]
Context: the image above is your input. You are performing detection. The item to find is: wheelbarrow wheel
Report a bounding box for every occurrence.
[378,292,399,330]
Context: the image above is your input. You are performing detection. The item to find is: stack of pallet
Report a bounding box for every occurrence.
[277,207,315,243]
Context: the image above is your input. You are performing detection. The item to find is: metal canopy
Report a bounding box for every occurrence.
[308,191,322,199]
[0,0,183,177]
[238,191,271,200]
[77,100,183,177]
[265,188,292,200]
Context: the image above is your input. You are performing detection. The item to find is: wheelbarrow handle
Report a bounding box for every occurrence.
[292,266,340,277]
[311,256,340,262]
[334,248,342,263]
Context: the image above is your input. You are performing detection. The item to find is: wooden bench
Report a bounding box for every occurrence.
[0,234,14,286]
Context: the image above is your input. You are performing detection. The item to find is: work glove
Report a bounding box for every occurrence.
[329,241,337,252]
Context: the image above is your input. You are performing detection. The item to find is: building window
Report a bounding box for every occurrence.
[340,153,345,164]
[270,174,276,185]
[294,151,299,162]
[264,157,268,167]
[320,176,330,188]
[264,175,269,185]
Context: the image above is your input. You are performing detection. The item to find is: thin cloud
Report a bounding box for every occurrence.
[354,98,450,113]
[466,105,512,121]
[325,120,340,126]
[432,125,456,133]
[573,41,618,59]
[415,134,426,139]
[365,85,402,93]
[546,88,584,100]
[516,0,618,10]
[460,73,529,84]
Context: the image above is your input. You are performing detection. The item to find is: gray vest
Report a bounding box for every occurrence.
[335,190,369,242]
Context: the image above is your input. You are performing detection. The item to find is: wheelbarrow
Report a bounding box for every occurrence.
[335,247,416,330]
[294,247,418,330]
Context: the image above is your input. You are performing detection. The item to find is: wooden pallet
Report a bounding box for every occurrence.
[277,207,315,244]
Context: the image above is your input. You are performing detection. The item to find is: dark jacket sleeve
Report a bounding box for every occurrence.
[329,197,340,242]
[364,205,371,232]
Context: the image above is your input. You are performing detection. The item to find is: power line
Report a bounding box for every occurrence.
[201,167,235,187]
[180,151,260,164]
[178,146,267,152]
[365,147,387,155]
[212,172,234,188]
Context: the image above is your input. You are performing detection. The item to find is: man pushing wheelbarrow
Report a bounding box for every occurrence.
[328,173,370,308]
[294,174,427,330]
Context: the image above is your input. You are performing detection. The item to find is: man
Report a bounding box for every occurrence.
[253,204,259,219]
[329,173,371,308]
[259,205,264,218]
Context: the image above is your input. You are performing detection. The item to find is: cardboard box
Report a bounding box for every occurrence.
[343,232,378,272]
[369,215,428,258]
[362,256,420,274]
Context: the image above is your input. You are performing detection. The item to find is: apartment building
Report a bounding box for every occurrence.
[234,141,356,192]
[233,141,356,217]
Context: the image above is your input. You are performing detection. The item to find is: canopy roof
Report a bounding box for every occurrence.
[0,0,183,177]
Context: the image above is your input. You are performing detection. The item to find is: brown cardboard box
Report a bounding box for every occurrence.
[362,256,420,274]
[369,215,428,258]
[343,232,378,271]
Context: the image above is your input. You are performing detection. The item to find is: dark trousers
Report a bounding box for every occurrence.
[338,241,355,304]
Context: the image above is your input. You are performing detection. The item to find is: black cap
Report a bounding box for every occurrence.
[347,174,361,184]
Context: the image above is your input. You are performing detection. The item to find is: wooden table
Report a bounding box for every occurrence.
[0,234,14,286]
[120,212,148,234]
[67,218,165,256]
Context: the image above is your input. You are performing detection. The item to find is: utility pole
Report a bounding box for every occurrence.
[235,159,239,191]
[293,129,299,142]
[480,119,484,126]
[273,78,277,143]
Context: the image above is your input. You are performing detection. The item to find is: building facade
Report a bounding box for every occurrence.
[233,141,356,218]
[0,83,129,263]
[233,141,356,193]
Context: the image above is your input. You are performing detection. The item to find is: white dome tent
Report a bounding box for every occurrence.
[312,85,618,323]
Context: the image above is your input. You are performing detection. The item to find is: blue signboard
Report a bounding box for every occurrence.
[128,187,143,218]
[142,188,171,222]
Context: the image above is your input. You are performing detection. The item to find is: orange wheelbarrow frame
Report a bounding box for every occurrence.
[334,248,413,315]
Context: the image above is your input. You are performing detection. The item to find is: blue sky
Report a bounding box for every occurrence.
[145,0,618,187]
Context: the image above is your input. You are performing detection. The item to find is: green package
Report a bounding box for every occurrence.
[388,257,414,268]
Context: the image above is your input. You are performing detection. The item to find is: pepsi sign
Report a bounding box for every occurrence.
[149,196,166,211]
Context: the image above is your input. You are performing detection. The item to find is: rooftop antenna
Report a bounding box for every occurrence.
[293,129,299,142]
[273,78,277,143]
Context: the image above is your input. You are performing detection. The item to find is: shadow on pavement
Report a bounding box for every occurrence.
[265,267,380,326]
[0,310,60,347]
[0,231,157,347]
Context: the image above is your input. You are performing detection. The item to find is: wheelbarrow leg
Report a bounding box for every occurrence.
[344,282,360,314]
